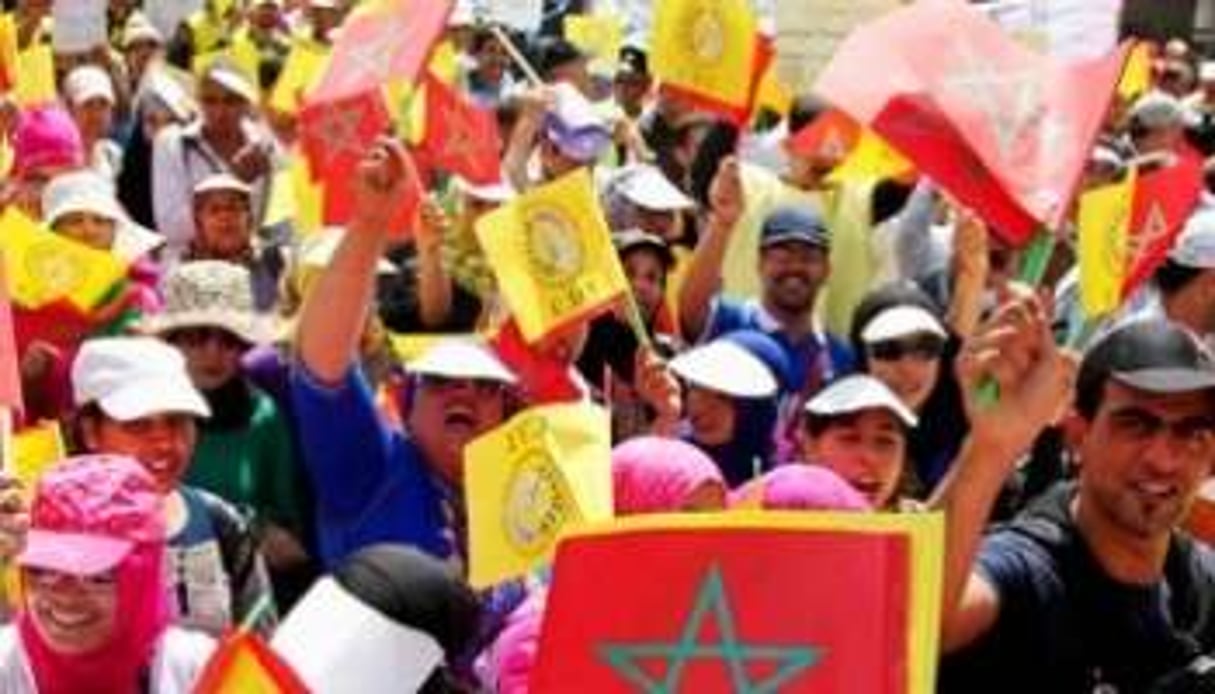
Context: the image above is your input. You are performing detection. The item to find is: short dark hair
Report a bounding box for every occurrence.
[802,409,910,439]
[788,94,832,134]
[1154,257,1206,296]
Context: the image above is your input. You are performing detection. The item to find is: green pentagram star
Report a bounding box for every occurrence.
[598,565,821,693]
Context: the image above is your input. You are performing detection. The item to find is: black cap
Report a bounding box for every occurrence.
[535,36,586,78]
[613,228,675,269]
[1078,319,1215,405]
[759,206,830,250]
[617,46,648,77]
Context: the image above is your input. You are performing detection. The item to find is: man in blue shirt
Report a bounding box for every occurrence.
[679,156,854,399]
[290,141,516,571]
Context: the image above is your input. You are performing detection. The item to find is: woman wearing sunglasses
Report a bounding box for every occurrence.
[849,283,968,495]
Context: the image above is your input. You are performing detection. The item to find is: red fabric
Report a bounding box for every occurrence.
[311,0,453,104]
[1121,149,1205,296]
[416,72,503,185]
[532,525,913,692]
[788,109,862,160]
[320,138,425,240]
[300,89,392,188]
[814,2,1127,246]
[491,319,583,405]
[0,254,22,412]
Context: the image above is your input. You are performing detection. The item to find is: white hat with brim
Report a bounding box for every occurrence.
[43,171,166,262]
[408,338,517,384]
[72,337,211,420]
[804,374,918,427]
[612,164,695,211]
[201,61,258,104]
[144,309,275,347]
[1169,209,1215,269]
[19,530,134,575]
[193,173,253,198]
[142,260,274,346]
[860,305,947,343]
[63,66,116,106]
[122,13,164,48]
[452,175,516,203]
[669,340,777,399]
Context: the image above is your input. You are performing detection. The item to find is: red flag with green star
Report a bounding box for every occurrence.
[532,513,943,693]
[814,2,1128,246]
[415,72,503,185]
[1120,150,1204,297]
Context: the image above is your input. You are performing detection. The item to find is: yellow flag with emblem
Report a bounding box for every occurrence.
[651,0,757,110]
[464,402,613,589]
[475,168,630,344]
[1078,169,1136,319]
[0,209,127,311]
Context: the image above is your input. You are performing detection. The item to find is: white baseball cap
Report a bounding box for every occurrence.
[408,338,516,384]
[669,340,777,399]
[63,65,116,106]
[860,305,947,343]
[72,337,211,421]
[804,375,918,427]
[193,173,253,198]
[201,60,258,104]
[610,163,694,212]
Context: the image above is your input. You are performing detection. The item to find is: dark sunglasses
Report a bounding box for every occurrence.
[867,336,946,362]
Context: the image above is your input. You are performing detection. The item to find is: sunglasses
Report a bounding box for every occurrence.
[867,336,946,362]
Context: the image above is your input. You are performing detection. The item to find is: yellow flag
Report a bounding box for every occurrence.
[1078,170,1136,318]
[269,42,331,115]
[475,168,629,343]
[464,402,613,588]
[1118,41,1153,101]
[651,0,757,109]
[12,422,65,497]
[828,128,915,184]
[0,209,127,311]
[14,44,55,106]
[564,14,624,71]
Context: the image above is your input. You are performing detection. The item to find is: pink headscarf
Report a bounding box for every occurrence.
[730,465,872,512]
[611,436,726,515]
[478,589,548,694]
[11,106,84,177]
[15,456,171,694]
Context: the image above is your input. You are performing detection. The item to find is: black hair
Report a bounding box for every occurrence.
[1154,257,1206,296]
[848,282,948,366]
[787,94,833,135]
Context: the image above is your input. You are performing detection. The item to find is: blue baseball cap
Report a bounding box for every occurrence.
[759,206,830,250]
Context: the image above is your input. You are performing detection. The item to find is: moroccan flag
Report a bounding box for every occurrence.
[1077,169,1136,319]
[788,109,861,164]
[1120,152,1204,296]
[0,209,126,312]
[814,2,1127,246]
[463,402,612,589]
[491,318,584,406]
[828,128,916,184]
[0,253,20,413]
[299,89,391,186]
[475,168,630,344]
[415,73,502,185]
[532,512,944,693]
[651,0,759,119]
[195,630,309,694]
[310,0,453,104]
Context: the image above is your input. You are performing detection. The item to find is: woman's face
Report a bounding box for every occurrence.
[53,211,117,250]
[865,332,944,411]
[622,249,667,321]
[24,567,119,654]
[168,327,247,392]
[193,190,252,258]
[685,385,736,447]
[803,409,906,508]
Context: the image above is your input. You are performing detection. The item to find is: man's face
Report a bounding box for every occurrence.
[70,97,113,143]
[82,413,198,494]
[198,78,248,136]
[407,376,508,484]
[1077,382,1215,539]
[758,241,829,316]
[193,190,252,257]
[614,73,651,115]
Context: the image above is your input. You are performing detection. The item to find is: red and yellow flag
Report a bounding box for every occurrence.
[651,0,759,118]
[532,512,943,693]
[0,209,126,312]
[195,630,309,694]
[475,168,629,344]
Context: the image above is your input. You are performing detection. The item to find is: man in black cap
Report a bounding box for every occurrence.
[614,46,651,119]
[936,302,1215,693]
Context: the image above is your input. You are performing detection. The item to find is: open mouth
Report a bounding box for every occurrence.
[443,406,478,432]
[1132,481,1179,504]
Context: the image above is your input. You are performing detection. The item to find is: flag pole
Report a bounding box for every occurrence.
[488,24,545,87]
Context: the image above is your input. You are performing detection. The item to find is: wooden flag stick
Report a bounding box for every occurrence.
[488,24,544,87]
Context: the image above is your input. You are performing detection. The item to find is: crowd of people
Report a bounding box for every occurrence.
[0,0,1214,691]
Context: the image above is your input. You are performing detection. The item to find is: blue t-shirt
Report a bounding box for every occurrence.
[290,366,454,569]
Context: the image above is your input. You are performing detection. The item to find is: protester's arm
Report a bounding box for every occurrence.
[501,88,550,192]
[931,296,1075,653]
[678,156,744,341]
[415,199,455,330]
[295,139,407,385]
[946,211,990,338]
